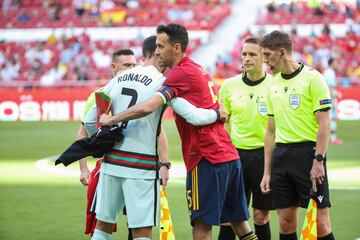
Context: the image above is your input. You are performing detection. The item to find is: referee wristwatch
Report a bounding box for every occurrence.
[314,154,324,162]
[160,162,171,169]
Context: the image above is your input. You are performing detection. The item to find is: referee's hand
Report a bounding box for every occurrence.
[218,99,228,122]
[260,174,271,194]
[310,160,325,192]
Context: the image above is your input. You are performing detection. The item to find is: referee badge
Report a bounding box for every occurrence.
[289,94,301,110]
[258,101,267,116]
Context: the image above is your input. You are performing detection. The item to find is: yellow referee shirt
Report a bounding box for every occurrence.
[219,72,272,149]
[267,64,332,143]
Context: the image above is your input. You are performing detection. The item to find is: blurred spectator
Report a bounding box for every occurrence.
[73,0,85,16]
[48,0,62,21]
[267,1,276,13]
[74,48,90,68]
[323,58,343,144]
[99,0,115,12]
[0,51,5,66]
[92,48,111,68]
[127,0,139,9]
[2,0,12,15]
[60,48,74,64]
[0,59,19,82]
[17,11,30,22]
[25,43,52,65]
[74,65,89,81]
[31,59,42,75]
[47,31,57,45]
[40,62,68,86]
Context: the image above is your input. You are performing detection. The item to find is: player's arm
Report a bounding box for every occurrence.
[158,126,170,188]
[83,106,98,135]
[169,97,222,126]
[310,110,330,192]
[100,93,164,126]
[77,124,90,186]
[261,116,276,194]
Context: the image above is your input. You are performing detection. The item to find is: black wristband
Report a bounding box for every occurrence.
[215,110,221,122]
[160,162,171,169]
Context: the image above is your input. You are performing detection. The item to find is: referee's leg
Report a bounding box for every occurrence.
[317,208,334,239]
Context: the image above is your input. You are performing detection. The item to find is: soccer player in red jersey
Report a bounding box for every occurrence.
[100,24,258,240]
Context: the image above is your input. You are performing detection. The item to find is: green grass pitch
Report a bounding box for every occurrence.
[0,120,359,239]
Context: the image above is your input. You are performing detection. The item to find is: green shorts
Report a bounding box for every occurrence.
[94,173,160,228]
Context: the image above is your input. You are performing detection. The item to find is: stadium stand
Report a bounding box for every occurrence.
[0,0,231,30]
[257,0,359,25]
[0,36,201,87]
[214,1,360,86]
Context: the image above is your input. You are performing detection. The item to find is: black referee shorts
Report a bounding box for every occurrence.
[271,142,331,209]
[238,148,274,211]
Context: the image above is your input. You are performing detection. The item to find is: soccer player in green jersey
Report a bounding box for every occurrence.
[260,30,335,240]
[218,37,273,240]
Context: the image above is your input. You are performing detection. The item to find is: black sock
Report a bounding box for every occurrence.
[318,232,335,240]
[239,230,258,240]
[255,222,271,240]
[218,225,235,240]
[279,232,297,240]
[127,227,132,240]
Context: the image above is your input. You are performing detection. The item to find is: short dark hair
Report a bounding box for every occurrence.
[156,23,189,53]
[244,36,260,45]
[260,30,293,52]
[142,35,157,59]
[112,49,134,62]
[328,58,334,66]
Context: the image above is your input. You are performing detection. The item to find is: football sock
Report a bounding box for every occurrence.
[318,233,335,240]
[255,222,271,240]
[239,231,258,240]
[218,225,235,240]
[279,232,297,240]
[92,229,111,240]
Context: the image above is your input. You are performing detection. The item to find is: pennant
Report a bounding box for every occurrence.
[300,198,317,240]
[160,188,175,240]
[95,90,111,128]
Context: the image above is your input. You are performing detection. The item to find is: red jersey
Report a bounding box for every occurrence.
[159,57,239,172]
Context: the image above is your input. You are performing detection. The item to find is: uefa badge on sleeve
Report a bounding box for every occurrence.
[289,94,300,110]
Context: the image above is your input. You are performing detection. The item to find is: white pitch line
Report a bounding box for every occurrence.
[36,156,360,190]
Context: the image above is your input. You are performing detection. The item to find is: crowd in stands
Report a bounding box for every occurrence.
[0,32,201,87]
[214,25,360,86]
[257,0,360,25]
[1,0,230,30]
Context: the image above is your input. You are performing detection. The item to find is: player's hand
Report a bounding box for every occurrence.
[219,99,228,122]
[80,167,90,186]
[160,166,169,188]
[310,160,325,192]
[260,174,271,194]
[99,114,113,126]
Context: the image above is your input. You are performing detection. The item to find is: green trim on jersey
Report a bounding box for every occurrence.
[219,72,272,149]
[267,64,332,143]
